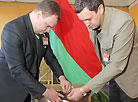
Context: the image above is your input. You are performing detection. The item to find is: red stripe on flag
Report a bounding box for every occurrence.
[53,0,102,78]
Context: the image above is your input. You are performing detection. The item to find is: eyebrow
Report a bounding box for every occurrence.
[82,17,92,21]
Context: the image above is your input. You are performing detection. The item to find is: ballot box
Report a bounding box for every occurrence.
[38,84,91,102]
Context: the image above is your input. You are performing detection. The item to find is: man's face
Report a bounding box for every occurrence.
[77,7,102,30]
[35,13,58,34]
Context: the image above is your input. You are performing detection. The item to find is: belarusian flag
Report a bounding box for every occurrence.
[49,0,102,94]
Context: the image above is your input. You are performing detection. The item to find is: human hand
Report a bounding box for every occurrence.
[42,88,64,102]
[67,88,82,101]
[59,75,72,94]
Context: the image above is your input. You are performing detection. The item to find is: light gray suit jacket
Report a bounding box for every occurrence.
[87,7,138,98]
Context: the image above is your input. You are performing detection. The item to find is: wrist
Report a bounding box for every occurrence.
[82,85,91,93]
[80,85,91,96]
[42,88,49,97]
[80,87,87,96]
[42,89,47,96]
[59,75,66,81]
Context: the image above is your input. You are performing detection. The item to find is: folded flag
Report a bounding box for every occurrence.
[49,0,102,93]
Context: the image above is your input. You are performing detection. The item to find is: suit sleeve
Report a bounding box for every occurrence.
[87,19,136,93]
[1,24,46,98]
[44,35,64,79]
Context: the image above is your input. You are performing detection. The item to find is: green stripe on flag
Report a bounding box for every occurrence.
[49,29,94,94]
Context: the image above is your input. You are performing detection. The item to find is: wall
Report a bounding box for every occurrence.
[0,2,37,33]
[110,5,138,28]
[0,2,138,47]
[0,2,38,48]
[108,6,129,12]
[129,4,138,28]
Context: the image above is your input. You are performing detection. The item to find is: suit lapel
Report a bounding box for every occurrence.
[23,13,37,54]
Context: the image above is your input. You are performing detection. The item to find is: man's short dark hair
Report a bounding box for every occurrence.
[75,0,105,13]
[34,0,61,22]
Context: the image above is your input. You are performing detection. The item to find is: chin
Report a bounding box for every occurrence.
[39,32,44,34]
[88,26,94,29]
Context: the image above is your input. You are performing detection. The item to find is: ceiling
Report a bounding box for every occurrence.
[0,0,138,9]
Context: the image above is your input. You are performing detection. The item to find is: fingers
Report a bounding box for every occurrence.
[56,96,63,102]
[50,93,63,102]
[53,94,63,102]
[67,88,83,101]
[62,83,73,94]
[62,85,66,93]
[58,93,64,99]
[62,85,69,93]
[66,84,72,93]
[43,88,64,102]
[67,88,74,98]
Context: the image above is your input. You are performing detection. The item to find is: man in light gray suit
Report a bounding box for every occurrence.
[67,0,138,102]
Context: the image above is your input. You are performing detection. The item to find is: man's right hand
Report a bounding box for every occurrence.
[42,88,64,102]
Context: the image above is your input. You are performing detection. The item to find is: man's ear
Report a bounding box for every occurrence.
[36,11,43,19]
[98,4,104,15]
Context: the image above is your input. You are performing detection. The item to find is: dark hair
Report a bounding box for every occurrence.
[34,0,61,22]
[75,0,105,13]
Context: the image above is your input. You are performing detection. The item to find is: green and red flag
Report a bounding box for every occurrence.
[49,0,102,93]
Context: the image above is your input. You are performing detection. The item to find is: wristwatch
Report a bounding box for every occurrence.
[80,87,87,96]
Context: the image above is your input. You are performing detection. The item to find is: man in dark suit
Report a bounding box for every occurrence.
[0,0,72,102]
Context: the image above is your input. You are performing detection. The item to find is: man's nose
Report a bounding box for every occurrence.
[84,21,91,27]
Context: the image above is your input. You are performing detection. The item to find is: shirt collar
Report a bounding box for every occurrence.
[29,13,40,39]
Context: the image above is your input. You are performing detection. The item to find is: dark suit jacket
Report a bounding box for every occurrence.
[0,13,64,102]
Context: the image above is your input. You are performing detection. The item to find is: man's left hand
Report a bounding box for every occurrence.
[67,88,82,101]
[59,75,72,94]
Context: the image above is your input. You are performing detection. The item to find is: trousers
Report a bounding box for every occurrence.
[109,79,138,102]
